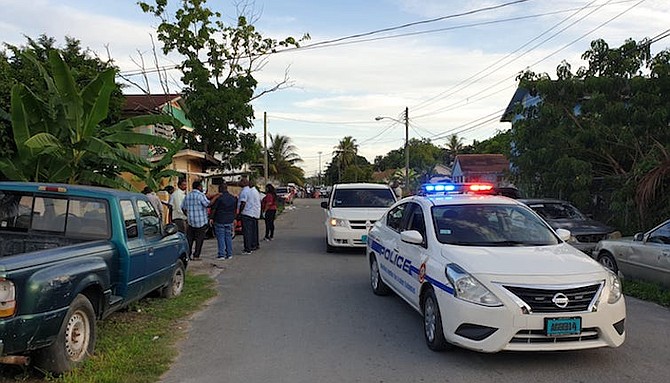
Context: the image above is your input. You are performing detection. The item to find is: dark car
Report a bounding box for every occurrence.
[519,198,620,253]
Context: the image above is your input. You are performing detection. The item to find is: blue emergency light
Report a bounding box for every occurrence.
[421,182,493,195]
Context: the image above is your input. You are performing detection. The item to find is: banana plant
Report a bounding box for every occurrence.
[0,51,181,189]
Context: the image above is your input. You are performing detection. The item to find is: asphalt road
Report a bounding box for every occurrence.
[161,198,670,383]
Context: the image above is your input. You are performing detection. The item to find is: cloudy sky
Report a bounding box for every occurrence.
[1,0,668,177]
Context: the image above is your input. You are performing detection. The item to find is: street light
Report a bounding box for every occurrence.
[375,106,409,196]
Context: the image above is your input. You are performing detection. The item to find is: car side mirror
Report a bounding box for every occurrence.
[401,230,424,245]
[633,232,645,242]
[320,201,328,209]
[164,223,178,236]
[556,228,572,242]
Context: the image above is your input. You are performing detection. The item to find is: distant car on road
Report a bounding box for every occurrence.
[593,219,670,289]
[276,186,294,204]
[519,198,619,253]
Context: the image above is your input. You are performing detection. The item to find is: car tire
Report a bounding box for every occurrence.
[370,254,390,296]
[326,236,335,253]
[33,294,96,374]
[598,252,619,274]
[161,260,185,298]
[422,288,450,351]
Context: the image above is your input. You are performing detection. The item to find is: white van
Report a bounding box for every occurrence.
[320,183,397,252]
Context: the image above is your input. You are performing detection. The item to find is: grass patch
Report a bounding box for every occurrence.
[623,279,670,307]
[0,272,216,383]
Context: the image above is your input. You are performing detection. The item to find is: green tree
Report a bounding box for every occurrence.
[510,38,670,230]
[0,51,180,188]
[268,134,304,185]
[139,0,309,157]
[0,35,125,175]
[332,136,358,182]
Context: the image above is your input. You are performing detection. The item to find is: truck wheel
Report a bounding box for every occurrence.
[422,289,450,351]
[34,294,96,374]
[370,254,390,296]
[161,260,185,298]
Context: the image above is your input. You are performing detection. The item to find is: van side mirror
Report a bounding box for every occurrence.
[320,201,328,209]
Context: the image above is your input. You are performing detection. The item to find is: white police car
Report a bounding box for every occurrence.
[366,182,626,352]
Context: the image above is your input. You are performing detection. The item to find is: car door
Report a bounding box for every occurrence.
[375,202,411,295]
[137,199,173,292]
[120,199,146,299]
[398,203,429,307]
[637,221,670,286]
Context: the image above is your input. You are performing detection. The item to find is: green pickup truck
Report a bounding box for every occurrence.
[0,182,189,373]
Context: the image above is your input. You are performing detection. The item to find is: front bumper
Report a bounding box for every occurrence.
[435,287,626,352]
[0,306,68,357]
[326,226,368,248]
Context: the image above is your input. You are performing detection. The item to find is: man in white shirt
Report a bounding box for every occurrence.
[238,178,262,254]
[168,179,188,233]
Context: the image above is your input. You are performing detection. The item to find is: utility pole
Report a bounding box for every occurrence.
[264,112,268,182]
[404,106,409,196]
[318,151,322,185]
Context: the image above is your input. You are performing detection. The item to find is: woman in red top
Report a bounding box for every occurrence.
[262,184,278,240]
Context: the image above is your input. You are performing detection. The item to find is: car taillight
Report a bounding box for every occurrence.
[0,279,16,318]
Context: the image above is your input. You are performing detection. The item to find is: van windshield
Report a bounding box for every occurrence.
[332,188,395,208]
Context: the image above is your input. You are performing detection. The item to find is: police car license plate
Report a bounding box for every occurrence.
[545,317,581,336]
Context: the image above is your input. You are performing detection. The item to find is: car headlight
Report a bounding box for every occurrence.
[446,264,502,307]
[329,218,347,227]
[0,279,16,318]
[606,269,622,304]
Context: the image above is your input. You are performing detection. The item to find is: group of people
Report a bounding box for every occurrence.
[161,178,279,261]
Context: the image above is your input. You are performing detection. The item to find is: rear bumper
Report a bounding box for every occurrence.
[0,307,68,357]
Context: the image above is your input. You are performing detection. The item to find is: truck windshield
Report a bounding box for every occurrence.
[0,191,110,239]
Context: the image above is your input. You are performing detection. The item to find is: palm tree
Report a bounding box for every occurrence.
[333,136,358,182]
[268,134,304,185]
[445,134,464,166]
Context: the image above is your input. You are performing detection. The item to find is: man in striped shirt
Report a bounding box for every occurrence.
[181,180,210,260]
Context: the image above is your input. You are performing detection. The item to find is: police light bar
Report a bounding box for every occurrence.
[420,182,494,195]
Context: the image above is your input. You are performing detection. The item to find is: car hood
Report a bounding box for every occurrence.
[442,243,605,276]
[546,218,614,235]
[329,207,389,221]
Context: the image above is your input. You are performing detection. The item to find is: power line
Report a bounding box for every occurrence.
[411,0,603,113]
[291,0,531,51]
[412,0,611,117]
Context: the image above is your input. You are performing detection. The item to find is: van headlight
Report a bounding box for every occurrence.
[606,270,622,304]
[329,218,347,227]
[446,264,502,307]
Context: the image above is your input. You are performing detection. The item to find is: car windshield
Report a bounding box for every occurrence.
[332,188,395,208]
[527,202,585,220]
[432,204,560,246]
[276,187,289,194]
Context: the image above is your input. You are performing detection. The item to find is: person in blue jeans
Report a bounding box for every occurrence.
[209,183,238,259]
